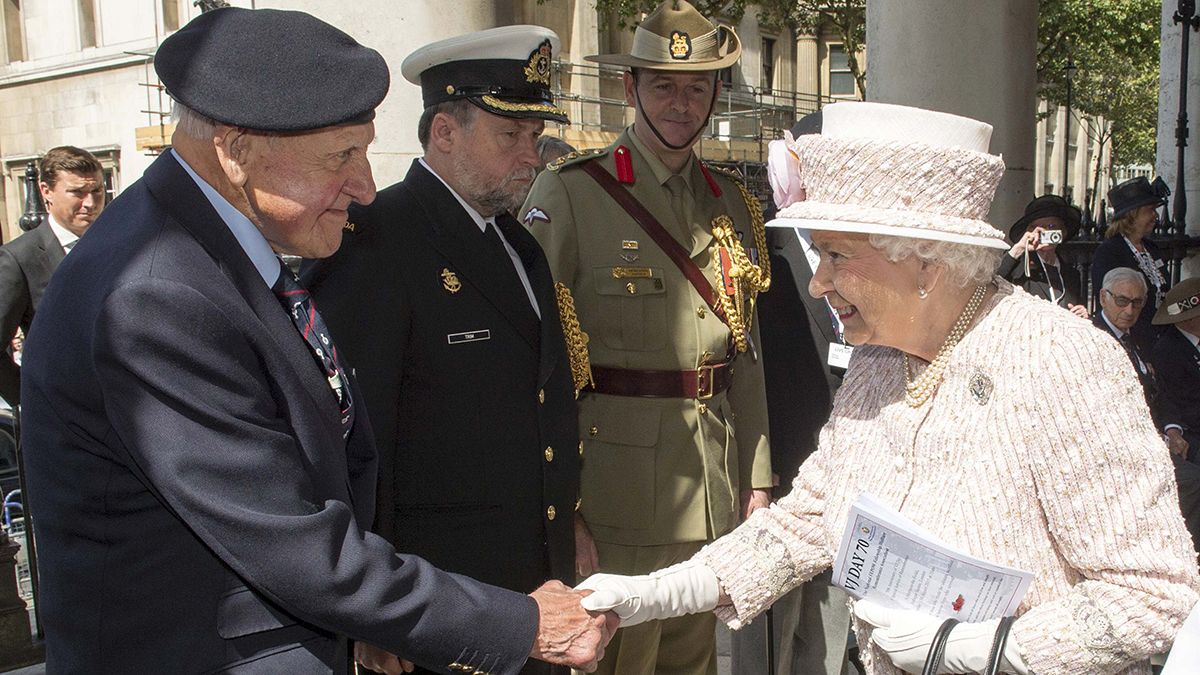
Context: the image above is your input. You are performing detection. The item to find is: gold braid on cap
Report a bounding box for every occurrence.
[706,166,771,354]
[480,95,569,118]
[554,282,593,396]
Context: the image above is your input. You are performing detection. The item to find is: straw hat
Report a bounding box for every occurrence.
[768,101,1009,250]
[585,0,741,72]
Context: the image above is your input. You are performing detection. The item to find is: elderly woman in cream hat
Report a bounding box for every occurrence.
[578,102,1200,674]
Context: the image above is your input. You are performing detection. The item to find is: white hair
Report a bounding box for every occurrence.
[1102,267,1147,293]
[170,101,217,140]
[866,234,1003,287]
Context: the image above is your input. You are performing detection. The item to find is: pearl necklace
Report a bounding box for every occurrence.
[903,284,988,408]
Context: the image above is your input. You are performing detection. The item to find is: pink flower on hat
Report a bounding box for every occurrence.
[768,131,805,209]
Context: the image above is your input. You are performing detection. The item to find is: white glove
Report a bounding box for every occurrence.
[576,560,721,628]
[854,599,1030,675]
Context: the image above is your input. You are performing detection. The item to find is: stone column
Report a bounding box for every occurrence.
[867,0,1039,233]
[1158,1,1200,240]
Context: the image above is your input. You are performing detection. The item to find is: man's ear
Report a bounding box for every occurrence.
[214,125,253,188]
[623,70,637,108]
[428,112,460,154]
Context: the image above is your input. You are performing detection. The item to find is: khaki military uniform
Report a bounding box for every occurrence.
[522,127,772,675]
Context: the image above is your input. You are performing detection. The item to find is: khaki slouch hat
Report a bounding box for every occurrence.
[585,0,741,72]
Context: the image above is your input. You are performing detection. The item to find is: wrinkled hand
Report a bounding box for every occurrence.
[1167,429,1190,458]
[575,514,600,579]
[740,488,772,521]
[354,641,414,674]
[853,599,1028,675]
[578,560,721,628]
[1008,229,1039,259]
[1067,303,1089,319]
[528,580,617,672]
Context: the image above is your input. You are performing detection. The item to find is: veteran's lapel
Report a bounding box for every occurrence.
[404,162,541,352]
[144,152,353,467]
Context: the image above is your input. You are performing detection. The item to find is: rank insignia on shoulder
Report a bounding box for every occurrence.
[524,207,551,227]
[343,221,357,232]
[547,147,607,173]
[441,268,462,294]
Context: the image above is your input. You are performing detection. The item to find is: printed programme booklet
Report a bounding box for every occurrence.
[832,493,1033,622]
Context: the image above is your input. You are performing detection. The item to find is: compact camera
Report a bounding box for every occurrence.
[1039,230,1063,245]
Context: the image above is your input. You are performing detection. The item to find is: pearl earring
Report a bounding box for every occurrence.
[918,287,928,299]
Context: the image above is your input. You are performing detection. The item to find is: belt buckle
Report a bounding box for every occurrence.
[696,364,715,400]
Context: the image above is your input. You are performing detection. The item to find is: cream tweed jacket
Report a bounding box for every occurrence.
[696,280,1200,675]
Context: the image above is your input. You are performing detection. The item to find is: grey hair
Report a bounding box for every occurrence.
[536,135,575,168]
[417,99,476,149]
[867,234,1003,287]
[170,102,218,140]
[1102,266,1148,293]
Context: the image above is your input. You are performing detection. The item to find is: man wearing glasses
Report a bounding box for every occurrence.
[1094,266,1158,413]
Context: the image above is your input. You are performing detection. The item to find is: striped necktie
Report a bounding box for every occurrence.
[271,258,354,440]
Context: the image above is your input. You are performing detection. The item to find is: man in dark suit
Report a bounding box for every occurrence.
[305,27,583,675]
[1149,278,1200,551]
[0,146,105,405]
[21,9,611,675]
[1093,266,1157,410]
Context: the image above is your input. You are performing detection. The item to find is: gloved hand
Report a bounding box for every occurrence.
[576,560,721,628]
[853,599,1029,675]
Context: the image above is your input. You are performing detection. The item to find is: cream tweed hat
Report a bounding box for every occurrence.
[769,101,1009,250]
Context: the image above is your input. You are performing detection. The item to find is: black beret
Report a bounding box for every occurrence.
[156,8,389,132]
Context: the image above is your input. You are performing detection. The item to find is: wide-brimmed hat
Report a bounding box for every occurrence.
[585,0,741,72]
[767,101,1008,250]
[1107,176,1169,221]
[1152,277,1200,325]
[1008,194,1081,244]
[402,25,569,125]
[156,8,389,131]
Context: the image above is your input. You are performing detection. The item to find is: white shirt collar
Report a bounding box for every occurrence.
[1178,326,1200,349]
[419,158,493,231]
[171,149,280,288]
[46,215,80,253]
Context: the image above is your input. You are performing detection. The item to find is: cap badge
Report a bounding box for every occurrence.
[670,31,692,60]
[524,39,553,86]
[441,267,462,294]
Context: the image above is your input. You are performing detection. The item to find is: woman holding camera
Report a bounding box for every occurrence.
[576,102,1200,675]
[998,194,1088,318]
[1091,176,1171,351]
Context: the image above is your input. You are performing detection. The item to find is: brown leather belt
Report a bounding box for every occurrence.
[589,363,734,399]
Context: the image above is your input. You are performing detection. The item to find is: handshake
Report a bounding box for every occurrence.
[355,561,722,674]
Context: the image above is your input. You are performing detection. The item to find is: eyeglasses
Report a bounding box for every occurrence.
[1103,289,1146,309]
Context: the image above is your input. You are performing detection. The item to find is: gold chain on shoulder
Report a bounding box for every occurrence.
[547,147,604,173]
[704,165,771,353]
[554,282,593,396]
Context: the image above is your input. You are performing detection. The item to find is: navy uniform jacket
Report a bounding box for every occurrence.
[0,218,64,405]
[1092,312,1159,423]
[1090,235,1169,352]
[22,152,537,675]
[1150,327,1200,443]
[305,160,578,598]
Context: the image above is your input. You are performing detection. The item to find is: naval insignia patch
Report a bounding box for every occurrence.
[441,268,462,294]
[524,39,553,86]
[524,207,551,227]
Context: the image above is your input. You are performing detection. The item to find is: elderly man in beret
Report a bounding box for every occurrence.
[305,25,586,675]
[20,8,612,675]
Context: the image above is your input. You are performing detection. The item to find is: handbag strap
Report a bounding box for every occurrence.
[579,159,729,326]
[983,615,1018,675]
[921,618,961,675]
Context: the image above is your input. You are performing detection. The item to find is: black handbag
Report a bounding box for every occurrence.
[920,615,1017,675]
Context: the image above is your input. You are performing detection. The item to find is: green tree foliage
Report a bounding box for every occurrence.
[1038,0,1160,168]
[584,0,867,99]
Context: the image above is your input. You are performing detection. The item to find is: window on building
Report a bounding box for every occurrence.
[161,0,180,32]
[78,0,97,49]
[761,37,775,94]
[829,44,855,97]
[2,0,23,64]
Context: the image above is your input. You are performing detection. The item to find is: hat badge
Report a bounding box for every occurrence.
[670,31,692,60]
[524,39,553,86]
[441,267,462,294]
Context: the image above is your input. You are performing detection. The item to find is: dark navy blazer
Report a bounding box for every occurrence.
[22,152,537,674]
